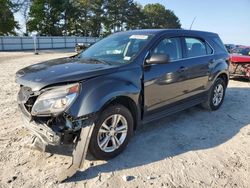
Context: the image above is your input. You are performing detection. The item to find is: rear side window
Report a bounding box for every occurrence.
[211,36,228,54]
[152,37,182,61]
[184,38,208,58]
[206,43,213,54]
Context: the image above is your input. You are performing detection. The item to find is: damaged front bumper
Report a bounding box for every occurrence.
[17,86,96,182]
[21,113,61,152]
[18,101,75,150]
[19,105,95,182]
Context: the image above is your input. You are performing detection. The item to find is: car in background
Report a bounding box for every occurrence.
[238,47,250,56]
[225,44,236,53]
[232,45,248,54]
[230,52,250,79]
[75,43,92,53]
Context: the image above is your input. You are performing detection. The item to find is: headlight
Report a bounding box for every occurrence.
[31,83,80,116]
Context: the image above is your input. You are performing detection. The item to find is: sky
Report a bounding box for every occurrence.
[15,0,250,45]
[137,0,250,45]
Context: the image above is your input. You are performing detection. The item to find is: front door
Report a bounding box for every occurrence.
[143,37,189,116]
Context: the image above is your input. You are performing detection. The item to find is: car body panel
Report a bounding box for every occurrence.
[177,56,210,97]
[208,54,229,81]
[16,57,120,91]
[66,65,142,118]
[143,61,188,113]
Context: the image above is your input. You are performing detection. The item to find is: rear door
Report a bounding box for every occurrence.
[181,37,213,97]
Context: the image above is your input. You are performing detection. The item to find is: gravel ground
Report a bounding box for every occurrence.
[0,51,250,188]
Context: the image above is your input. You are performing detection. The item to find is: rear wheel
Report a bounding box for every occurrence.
[202,78,226,111]
[89,104,133,160]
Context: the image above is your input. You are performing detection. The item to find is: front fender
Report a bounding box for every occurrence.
[66,68,142,118]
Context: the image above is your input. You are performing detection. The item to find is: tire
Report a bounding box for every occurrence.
[89,104,134,160]
[202,78,226,111]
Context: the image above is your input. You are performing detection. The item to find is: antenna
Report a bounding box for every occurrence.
[189,17,196,30]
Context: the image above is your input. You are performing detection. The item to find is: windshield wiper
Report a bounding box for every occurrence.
[85,58,112,65]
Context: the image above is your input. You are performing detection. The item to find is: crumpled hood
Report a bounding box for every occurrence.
[16,57,119,91]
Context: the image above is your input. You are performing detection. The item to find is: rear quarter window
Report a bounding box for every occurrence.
[210,36,228,54]
[206,43,213,54]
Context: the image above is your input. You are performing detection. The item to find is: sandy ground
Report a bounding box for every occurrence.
[0,51,250,188]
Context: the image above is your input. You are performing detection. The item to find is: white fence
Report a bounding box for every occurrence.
[0,36,100,51]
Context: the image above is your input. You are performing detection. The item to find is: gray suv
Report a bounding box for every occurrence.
[16,29,229,178]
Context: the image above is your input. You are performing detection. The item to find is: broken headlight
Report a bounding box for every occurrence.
[31,83,80,116]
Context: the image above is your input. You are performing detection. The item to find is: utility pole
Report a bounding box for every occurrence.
[32,32,39,55]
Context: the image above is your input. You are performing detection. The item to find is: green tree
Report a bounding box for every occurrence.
[143,3,181,29]
[25,0,182,37]
[104,0,134,33]
[27,0,64,36]
[60,0,80,35]
[89,0,105,37]
[76,0,91,36]
[126,2,144,30]
[12,0,31,35]
[40,0,105,36]
[0,0,19,35]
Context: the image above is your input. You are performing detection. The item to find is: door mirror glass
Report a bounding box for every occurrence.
[146,54,170,64]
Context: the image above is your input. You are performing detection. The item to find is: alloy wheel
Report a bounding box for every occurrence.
[97,114,128,153]
[212,83,224,106]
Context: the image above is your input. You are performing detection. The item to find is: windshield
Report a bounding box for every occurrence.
[78,33,153,64]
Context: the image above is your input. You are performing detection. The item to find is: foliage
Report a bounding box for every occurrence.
[142,3,181,29]
[27,0,64,35]
[20,1,182,36]
[0,0,19,35]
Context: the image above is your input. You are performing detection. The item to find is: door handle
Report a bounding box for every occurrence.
[178,66,188,72]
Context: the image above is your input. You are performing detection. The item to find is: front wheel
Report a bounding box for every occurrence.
[89,104,133,160]
[202,78,226,111]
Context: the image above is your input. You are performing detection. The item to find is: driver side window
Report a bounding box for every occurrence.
[152,37,182,61]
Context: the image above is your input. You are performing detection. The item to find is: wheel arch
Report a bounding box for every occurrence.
[99,95,140,131]
[217,72,229,86]
[209,57,229,87]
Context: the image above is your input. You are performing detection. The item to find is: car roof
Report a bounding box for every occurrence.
[116,29,218,37]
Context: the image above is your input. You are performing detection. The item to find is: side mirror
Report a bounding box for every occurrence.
[146,54,170,64]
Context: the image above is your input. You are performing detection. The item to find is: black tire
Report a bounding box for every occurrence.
[89,104,134,160]
[202,78,226,111]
